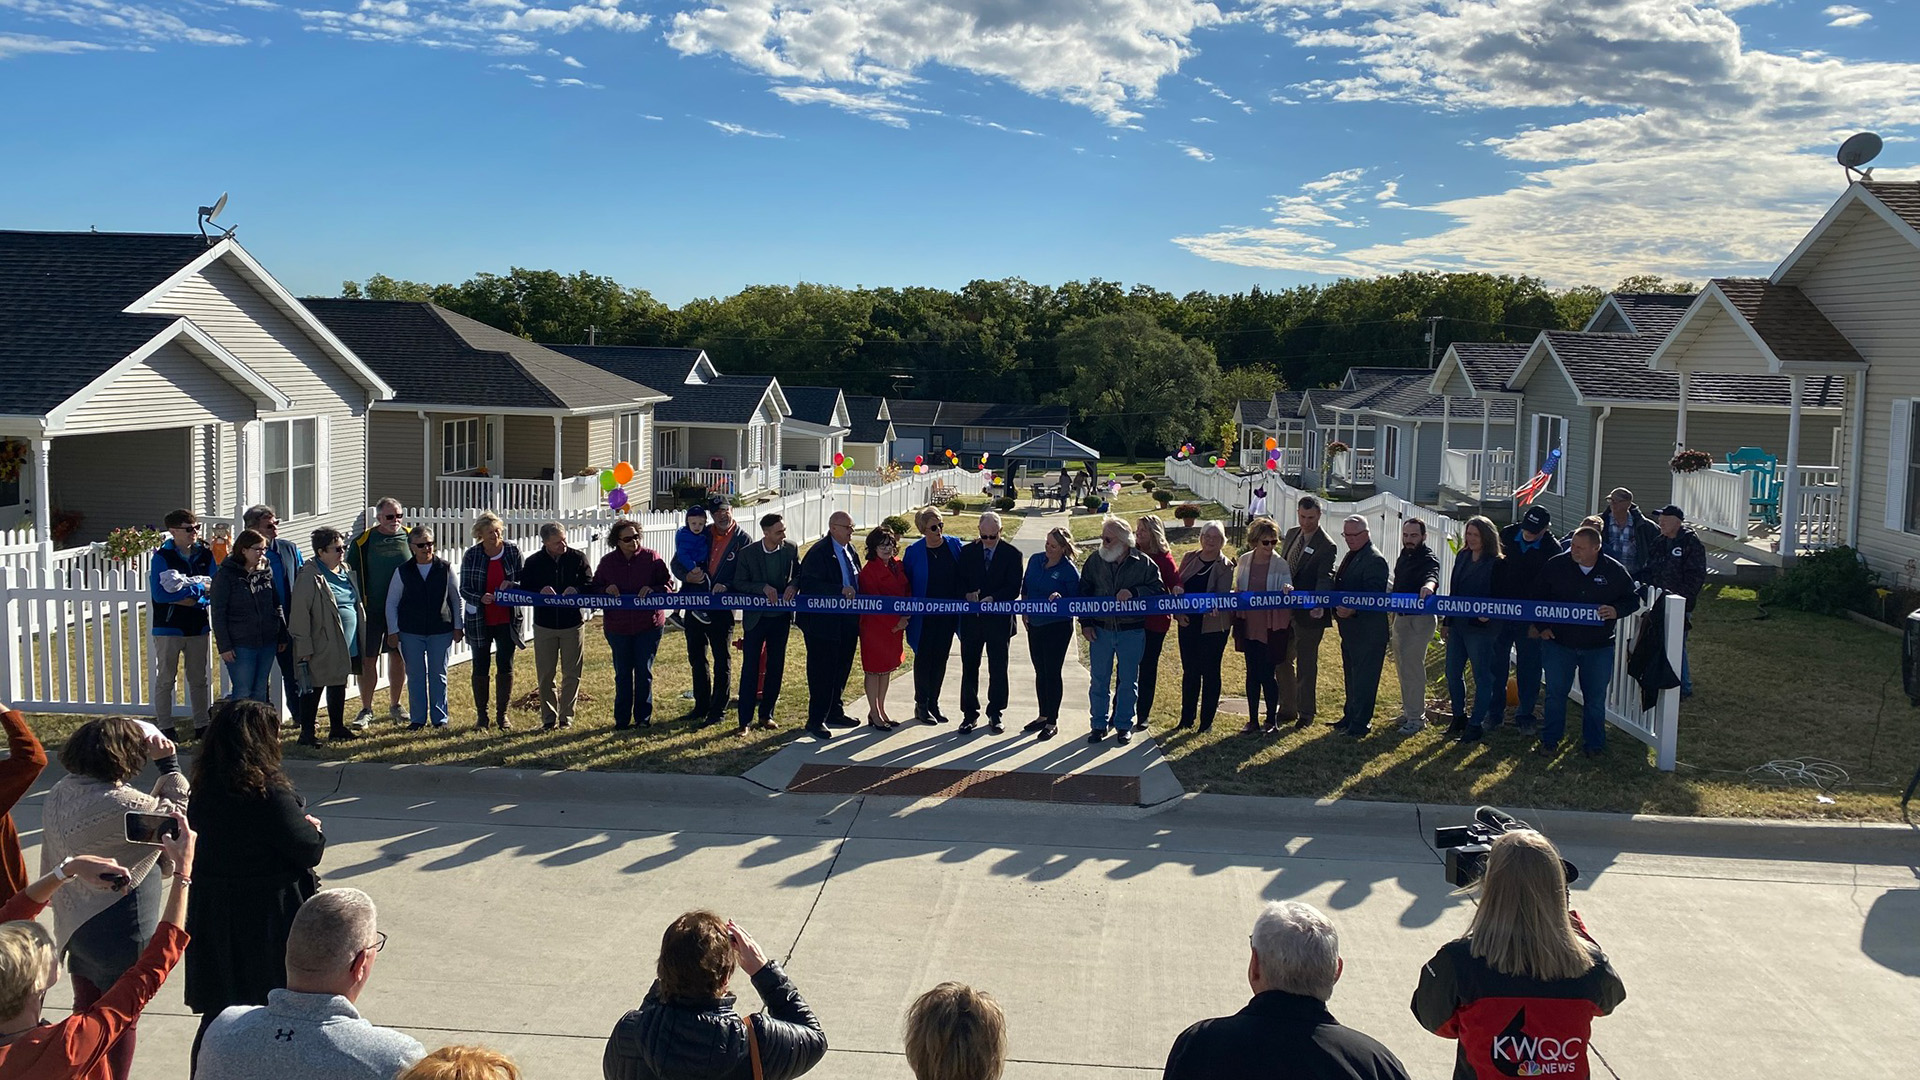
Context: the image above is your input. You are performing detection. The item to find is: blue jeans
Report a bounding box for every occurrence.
[1499,623,1544,723]
[1445,626,1503,728]
[224,646,277,704]
[1088,627,1146,733]
[1542,640,1613,751]
[608,630,662,727]
[399,631,454,727]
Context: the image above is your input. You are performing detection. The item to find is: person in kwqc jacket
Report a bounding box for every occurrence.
[1633,504,1706,698]
[1530,527,1639,759]
[1165,900,1411,1080]
[1412,830,1625,1080]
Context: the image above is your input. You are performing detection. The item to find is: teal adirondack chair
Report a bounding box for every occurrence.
[1725,447,1781,525]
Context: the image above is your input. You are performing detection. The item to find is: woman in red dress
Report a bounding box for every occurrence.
[856,527,911,730]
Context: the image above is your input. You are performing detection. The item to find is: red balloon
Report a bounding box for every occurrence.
[915,455,924,465]
[1264,459,1277,470]
[1216,458,1226,468]
[833,452,845,466]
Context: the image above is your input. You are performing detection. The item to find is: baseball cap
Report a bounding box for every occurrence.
[1656,504,1685,520]
[1521,506,1551,532]
[705,495,729,512]
[686,504,708,519]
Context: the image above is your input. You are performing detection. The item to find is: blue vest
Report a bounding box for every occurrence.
[395,560,454,636]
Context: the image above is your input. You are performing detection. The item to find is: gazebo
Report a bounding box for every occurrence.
[999,429,1100,470]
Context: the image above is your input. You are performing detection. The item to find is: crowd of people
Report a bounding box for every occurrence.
[0,692,1625,1080]
[143,478,1704,758]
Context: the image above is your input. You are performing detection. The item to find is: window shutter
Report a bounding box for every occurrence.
[238,421,260,515]
[1887,400,1910,532]
[316,415,332,516]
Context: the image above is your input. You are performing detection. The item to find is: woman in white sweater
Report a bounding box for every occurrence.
[39,716,189,1080]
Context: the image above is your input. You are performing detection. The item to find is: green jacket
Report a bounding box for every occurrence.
[734,539,800,632]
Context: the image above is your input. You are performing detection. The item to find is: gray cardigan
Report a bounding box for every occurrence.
[196,989,425,1080]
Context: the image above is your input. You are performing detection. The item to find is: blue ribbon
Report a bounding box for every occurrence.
[492,588,1608,625]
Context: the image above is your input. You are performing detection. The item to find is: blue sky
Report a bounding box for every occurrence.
[2,0,1915,304]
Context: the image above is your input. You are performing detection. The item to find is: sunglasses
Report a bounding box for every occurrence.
[979,533,1000,540]
[381,514,403,522]
[412,541,434,549]
[927,523,944,532]
[617,535,640,545]
[324,545,345,554]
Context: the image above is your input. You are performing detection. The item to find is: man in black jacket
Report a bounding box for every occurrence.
[1499,505,1559,732]
[672,497,747,727]
[1534,526,1640,758]
[1600,487,1661,577]
[956,512,1023,734]
[516,523,593,730]
[1282,496,1339,725]
[1636,503,1706,697]
[1332,517,1391,738]
[1164,900,1411,1080]
[796,512,862,741]
[1390,520,1440,736]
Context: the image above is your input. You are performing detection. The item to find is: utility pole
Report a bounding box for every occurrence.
[1425,316,1443,368]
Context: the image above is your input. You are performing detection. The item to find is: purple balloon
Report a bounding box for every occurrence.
[608,488,629,511]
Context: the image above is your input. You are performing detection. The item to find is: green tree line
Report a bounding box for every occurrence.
[339,269,1690,457]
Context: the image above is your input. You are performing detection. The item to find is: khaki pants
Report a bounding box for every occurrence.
[1282,615,1328,721]
[1391,613,1437,724]
[151,634,211,731]
[534,624,583,727]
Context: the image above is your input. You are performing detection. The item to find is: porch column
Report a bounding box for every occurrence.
[1847,370,1866,548]
[1782,373,1805,559]
[30,437,51,553]
[551,415,564,514]
[1675,371,1690,452]
[420,412,432,508]
[1440,397,1452,464]
[1476,398,1491,504]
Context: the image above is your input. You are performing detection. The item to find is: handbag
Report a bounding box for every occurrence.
[745,1012,765,1080]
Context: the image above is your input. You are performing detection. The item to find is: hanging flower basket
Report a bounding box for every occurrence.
[1325,441,1351,459]
[104,526,164,563]
[0,440,26,484]
[1670,448,1714,473]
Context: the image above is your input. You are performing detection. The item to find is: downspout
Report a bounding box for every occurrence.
[418,410,431,508]
[1847,370,1865,548]
[1589,406,1612,512]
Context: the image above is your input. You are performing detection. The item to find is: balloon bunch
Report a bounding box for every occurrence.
[1262,436,1283,471]
[599,461,635,512]
[832,451,852,478]
[1207,454,1227,468]
[944,448,959,465]
[912,454,926,474]
[1175,441,1196,460]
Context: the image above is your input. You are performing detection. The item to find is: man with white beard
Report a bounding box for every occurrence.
[1078,517,1165,746]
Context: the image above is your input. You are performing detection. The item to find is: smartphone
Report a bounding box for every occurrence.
[124,811,179,845]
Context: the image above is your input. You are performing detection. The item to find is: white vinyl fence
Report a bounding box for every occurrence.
[1166,457,1684,769]
[0,469,982,718]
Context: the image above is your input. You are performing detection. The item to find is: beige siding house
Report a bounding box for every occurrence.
[301,300,668,515]
[0,232,391,547]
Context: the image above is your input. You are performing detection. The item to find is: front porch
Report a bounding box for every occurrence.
[435,473,605,514]
[1438,448,1518,502]
[654,422,779,503]
[1670,462,1846,567]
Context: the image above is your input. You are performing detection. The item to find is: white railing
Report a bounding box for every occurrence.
[1795,467,1845,552]
[0,469,979,715]
[1354,448,1375,484]
[1239,448,1303,473]
[1440,449,1518,500]
[780,469,888,491]
[1568,593,1685,771]
[1671,467,1751,543]
[436,475,602,514]
[656,467,776,497]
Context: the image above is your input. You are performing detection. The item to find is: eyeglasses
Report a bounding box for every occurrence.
[617,535,640,545]
[175,524,202,533]
[1258,539,1277,546]
[1342,531,1365,537]
[927,523,944,532]
[325,545,345,554]
[412,541,434,549]
[363,930,387,955]
[245,546,266,555]
[381,514,403,522]
[979,532,1000,540]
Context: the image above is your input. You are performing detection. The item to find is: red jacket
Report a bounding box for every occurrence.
[0,712,47,896]
[0,893,186,1080]
[593,546,674,636]
[1146,550,1180,633]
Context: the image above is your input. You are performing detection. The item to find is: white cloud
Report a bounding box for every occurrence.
[560,52,581,65]
[1191,115,1215,122]
[1823,5,1870,27]
[296,0,646,49]
[641,112,664,119]
[961,115,1042,135]
[556,74,600,86]
[707,119,785,138]
[0,30,107,56]
[0,0,248,45]
[667,0,1227,126]
[1178,0,1920,285]
[489,60,528,68]
[1176,141,1214,161]
[770,84,938,127]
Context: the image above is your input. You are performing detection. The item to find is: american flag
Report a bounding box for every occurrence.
[1514,447,1562,506]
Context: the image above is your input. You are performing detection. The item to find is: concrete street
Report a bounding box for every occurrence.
[16,762,1918,1079]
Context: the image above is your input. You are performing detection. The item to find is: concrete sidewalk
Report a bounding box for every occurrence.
[18,763,1915,1079]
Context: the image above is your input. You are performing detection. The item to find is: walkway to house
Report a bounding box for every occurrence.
[748,504,1185,806]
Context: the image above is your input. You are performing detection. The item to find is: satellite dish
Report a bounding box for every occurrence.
[1838,132,1882,181]
[196,192,235,242]
[208,192,228,221]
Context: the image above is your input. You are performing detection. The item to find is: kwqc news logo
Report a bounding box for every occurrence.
[1492,1008,1585,1077]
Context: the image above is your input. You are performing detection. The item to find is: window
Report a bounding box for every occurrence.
[932,432,947,452]
[1530,413,1567,497]
[1382,425,1400,480]
[655,427,682,469]
[442,418,479,475]
[265,418,318,518]
[617,411,644,469]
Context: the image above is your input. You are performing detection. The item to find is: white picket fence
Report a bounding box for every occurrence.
[0,469,983,718]
[1166,457,1683,769]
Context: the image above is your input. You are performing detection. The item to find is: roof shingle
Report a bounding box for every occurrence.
[1710,278,1867,367]
[1539,331,1845,408]
[1448,342,1531,394]
[842,395,892,444]
[549,343,775,425]
[1862,181,1920,234]
[1607,293,1696,338]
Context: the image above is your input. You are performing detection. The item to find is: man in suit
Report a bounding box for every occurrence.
[956,512,1023,734]
[673,496,747,727]
[796,511,863,741]
[1279,495,1338,726]
[1331,515,1391,738]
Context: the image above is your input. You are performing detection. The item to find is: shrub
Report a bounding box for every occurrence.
[882,514,911,537]
[1132,472,1147,483]
[1141,479,1155,492]
[1174,503,1201,523]
[1153,489,1174,507]
[1082,495,1103,511]
[1670,448,1714,473]
[993,496,1017,512]
[1760,545,1878,616]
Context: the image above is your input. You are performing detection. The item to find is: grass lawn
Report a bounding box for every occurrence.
[1148,582,1920,821]
[20,567,1914,821]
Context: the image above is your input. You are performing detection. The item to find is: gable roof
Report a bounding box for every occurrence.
[1342,366,1419,389]
[0,231,245,417]
[1775,180,1920,285]
[781,385,849,431]
[1519,331,1845,409]
[842,394,894,444]
[1708,278,1868,368]
[1300,387,1376,428]
[1001,429,1100,461]
[1434,342,1531,397]
[303,300,666,411]
[886,399,941,427]
[1235,398,1274,427]
[1272,391,1305,421]
[1367,377,1517,423]
[1590,293,1696,338]
[548,343,782,425]
[881,400,1069,430]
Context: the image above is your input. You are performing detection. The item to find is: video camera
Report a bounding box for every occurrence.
[1434,806,1580,888]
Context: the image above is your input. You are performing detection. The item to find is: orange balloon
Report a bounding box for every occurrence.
[1264,437,1277,451]
[613,461,635,486]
